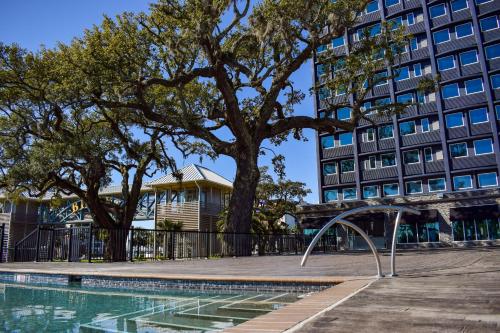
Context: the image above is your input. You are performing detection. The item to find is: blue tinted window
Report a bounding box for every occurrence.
[366,1,379,13]
[332,36,345,48]
[403,150,420,164]
[465,78,483,94]
[381,153,396,167]
[406,181,423,194]
[450,143,468,157]
[417,91,426,103]
[453,175,472,190]
[389,17,403,30]
[321,135,334,148]
[395,67,410,81]
[317,44,327,53]
[337,107,351,120]
[323,163,336,175]
[375,97,391,106]
[318,87,330,100]
[486,44,500,59]
[316,64,325,77]
[407,13,415,25]
[480,16,499,31]
[492,74,500,89]
[343,188,357,200]
[385,0,399,7]
[363,186,379,198]
[433,29,450,44]
[341,159,355,172]
[413,63,422,77]
[451,0,468,11]
[429,178,446,192]
[400,121,416,135]
[469,108,488,124]
[459,50,478,65]
[476,0,492,3]
[446,113,464,128]
[442,83,460,99]
[421,118,430,132]
[383,183,399,196]
[410,37,418,50]
[474,138,493,155]
[324,189,338,202]
[397,93,414,103]
[456,22,473,38]
[437,55,455,71]
[339,132,353,146]
[378,125,394,139]
[496,105,500,120]
[370,23,381,36]
[478,173,498,187]
[429,4,446,18]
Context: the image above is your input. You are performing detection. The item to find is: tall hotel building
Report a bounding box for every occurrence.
[300,0,500,248]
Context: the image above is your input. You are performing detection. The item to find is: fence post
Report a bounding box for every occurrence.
[0,224,4,263]
[35,225,41,262]
[87,224,93,263]
[170,231,175,260]
[233,232,236,257]
[206,232,210,258]
[49,228,55,262]
[129,227,134,262]
[67,226,74,262]
[294,233,298,255]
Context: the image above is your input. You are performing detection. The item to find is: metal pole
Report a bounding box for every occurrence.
[129,227,134,262]
[49,229,55,262]
[35,226,41,262]
[0,224,4,263]
[87,224,93,263]
[390,210,403,277]
[67,226,73,262]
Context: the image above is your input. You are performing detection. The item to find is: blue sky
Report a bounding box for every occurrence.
[0,0,320,203]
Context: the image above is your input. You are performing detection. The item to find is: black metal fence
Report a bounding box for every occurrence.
[11,226,337,263]
[0,223,5,263]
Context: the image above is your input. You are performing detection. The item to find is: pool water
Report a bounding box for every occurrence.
[0,282,300,332]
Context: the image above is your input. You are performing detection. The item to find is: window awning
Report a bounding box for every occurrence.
[450,205,500,221]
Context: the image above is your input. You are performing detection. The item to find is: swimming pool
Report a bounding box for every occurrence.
[0,281,302,332]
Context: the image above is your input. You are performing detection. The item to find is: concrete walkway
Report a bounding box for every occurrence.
[1,247,499,332]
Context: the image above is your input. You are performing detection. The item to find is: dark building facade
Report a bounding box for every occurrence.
[308,0,500,248]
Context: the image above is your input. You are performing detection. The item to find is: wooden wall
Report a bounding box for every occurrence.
[156,201,199,231]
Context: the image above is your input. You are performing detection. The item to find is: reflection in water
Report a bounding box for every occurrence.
[0,283,297,332]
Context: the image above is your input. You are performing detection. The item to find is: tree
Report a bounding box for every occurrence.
[0,44,181,260]
[1,1,427,256]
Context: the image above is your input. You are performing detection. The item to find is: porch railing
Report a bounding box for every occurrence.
[11,226,337,262]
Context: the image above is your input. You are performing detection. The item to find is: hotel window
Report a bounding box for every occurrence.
[459,50,478,66]
[400,121,416,135]
[476,0,493,4]
[453,175,472,190]
[407,12,415,25]
[395,67,410,81]
[453,218,500,242]
[364,128,375,142]
[332,36,345,48]
[437,55,455,71]
[424,147,433,162]
[421,118,430,132]
[321,135,334,149]
[337,107,351,120]
[491,74,500,89]
[374,71,388,86]
[445,112,464,128]
[429,4,446,18]
[323,163,337,175]
[378,125,394,139]
[406,181,423,194]
[455,22,473,38]
[410,37,418,51]
[480,16,499,31]
[396,93,414,104]
[496,105,500,120]
[318,87,330,100]
[485,44,500,60]
[433,29,450,44]
[464,78,483,95]
[451,0,468,11]
[385,0,399,7]
[474,138,493,155]
[365,0,379,13]
[324,189,339,202]
[388,17,403,30]
[403,150,420,164]
[429,178,446,192]
[469,108,488,125]
[363,185,379,198]
[343,188,357,200]
[339,132,353,146]
[381,153,396,167]
[383,183,399,196]
[413,63,422,77]
[478,172,498,188]
[399,220,440,243]
[341,159,355,173]
[450,142,468,158]
[367,156,377,169]
[317,44,327,53]
[442,83,459,99]
[316,64,325,77]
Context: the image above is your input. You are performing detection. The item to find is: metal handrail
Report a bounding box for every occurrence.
[300,205,420,278]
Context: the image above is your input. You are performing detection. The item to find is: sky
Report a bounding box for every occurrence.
[0,0,320,204]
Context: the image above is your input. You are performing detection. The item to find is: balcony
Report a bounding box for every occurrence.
[450,8,471,22]
[359,141,377,153]
[440,69,461,82]
[418,102,438,115]
[356,11,381,26]
[399,105,418,118]
[447,126,468,139]
[340,172,356,184]
[431,16,450,29]
[489,58,500,72]
[443,93,487,110]
[470,122,492,136]
[394,76,428,92]
[362,166,398,181]
[477,0,500,16]
[385,2,404,17]
[435,36,476,55]
[358,114,392,126]
[494,89,500,101]
[404,162,423,175]
[450,154,497,170]
[379,138,396,150]
[323,174,339,186]
[461,63,482,77]
[322,145,354,159]
[401,130,441,147]
[424,160,445,173]
[407,22,426,35]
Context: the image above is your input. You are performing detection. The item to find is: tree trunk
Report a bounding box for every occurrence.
[225,150,260,256]
[105,228,129,261]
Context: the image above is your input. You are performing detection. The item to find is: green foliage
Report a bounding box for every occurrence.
[157,218,183,231]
